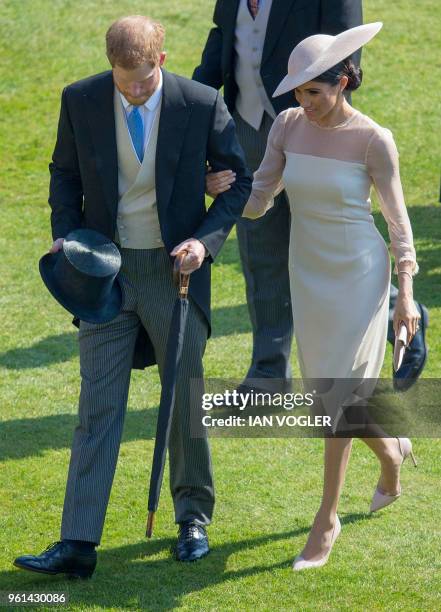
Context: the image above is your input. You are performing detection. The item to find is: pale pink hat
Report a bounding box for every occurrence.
[273,22,383,98]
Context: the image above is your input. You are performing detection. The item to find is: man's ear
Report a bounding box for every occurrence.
[159,52,167,67]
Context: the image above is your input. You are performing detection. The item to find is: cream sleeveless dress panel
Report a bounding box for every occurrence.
[245,107,417,380]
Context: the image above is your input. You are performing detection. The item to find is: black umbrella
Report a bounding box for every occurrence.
[146,250,190,538]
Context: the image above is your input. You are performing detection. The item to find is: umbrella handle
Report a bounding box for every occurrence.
[173,250,190,299]
[146,511,155,538]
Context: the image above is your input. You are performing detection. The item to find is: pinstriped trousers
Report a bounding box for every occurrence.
[233,111,293,388]
[60,248,214,545]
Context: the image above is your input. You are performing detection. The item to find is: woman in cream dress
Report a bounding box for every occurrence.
[208,24,420,570]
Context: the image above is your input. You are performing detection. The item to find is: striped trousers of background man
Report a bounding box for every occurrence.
[60,247,214,545]
[233,110,293,390]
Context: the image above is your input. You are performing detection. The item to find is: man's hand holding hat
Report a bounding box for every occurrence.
[50,238,65,253]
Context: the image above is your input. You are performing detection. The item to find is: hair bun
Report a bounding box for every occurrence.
[345,60,363,91]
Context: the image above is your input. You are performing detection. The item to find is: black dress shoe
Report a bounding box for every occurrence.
[175,522,209,562]
[13,541,97,579]
[394,303,429,392]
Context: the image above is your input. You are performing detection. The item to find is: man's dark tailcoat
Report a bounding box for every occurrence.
[49,68,252,368]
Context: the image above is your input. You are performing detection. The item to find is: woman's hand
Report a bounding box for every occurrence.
[393,292,421,344]
[205,165,236,198]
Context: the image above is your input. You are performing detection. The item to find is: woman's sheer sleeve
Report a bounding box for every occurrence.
[242,111,287,219]
[366,128,418,274]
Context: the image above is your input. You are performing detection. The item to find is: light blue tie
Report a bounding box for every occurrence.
[127,106,144,162]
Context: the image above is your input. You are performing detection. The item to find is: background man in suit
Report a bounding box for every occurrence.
[194,0,428,392]
[14,15,251,578]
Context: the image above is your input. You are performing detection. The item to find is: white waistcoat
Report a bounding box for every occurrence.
[113,89,164,249]
[234,0,276,130]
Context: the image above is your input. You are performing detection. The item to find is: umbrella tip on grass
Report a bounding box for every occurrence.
[146,511,155,538]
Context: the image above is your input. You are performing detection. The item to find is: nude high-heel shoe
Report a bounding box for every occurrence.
[292,515,341,571]
[370,437,417,513]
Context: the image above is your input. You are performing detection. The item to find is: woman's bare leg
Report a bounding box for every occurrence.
[343,400,405,496]
[361,437,405,495]
[300,437,352,561]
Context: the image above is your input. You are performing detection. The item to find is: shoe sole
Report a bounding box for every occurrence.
[175,549,210,562]
[13,561,93,579]
[393,303,429,392]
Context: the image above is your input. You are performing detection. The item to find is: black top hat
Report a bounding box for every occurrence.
[39,229,123,324]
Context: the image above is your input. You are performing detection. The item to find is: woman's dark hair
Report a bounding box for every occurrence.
[313,58,363,92]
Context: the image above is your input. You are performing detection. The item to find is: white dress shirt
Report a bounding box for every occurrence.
[119,70,163,152]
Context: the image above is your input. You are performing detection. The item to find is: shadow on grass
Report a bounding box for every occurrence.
[0,304,251,374]
[1,513,372,609]
[0,408,158,461]
[0,332,77,370]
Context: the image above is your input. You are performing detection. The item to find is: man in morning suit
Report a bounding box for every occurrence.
[193,0,428,392]
[13,15,252,578]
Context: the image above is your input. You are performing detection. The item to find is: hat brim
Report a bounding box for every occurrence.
[39,252,123,324]
[273,22,382,98]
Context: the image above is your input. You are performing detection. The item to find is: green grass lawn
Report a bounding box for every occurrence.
[1,0,440,610]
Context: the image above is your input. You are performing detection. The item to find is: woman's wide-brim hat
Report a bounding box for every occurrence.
[39,228,123,324]
[273,22,383,98]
